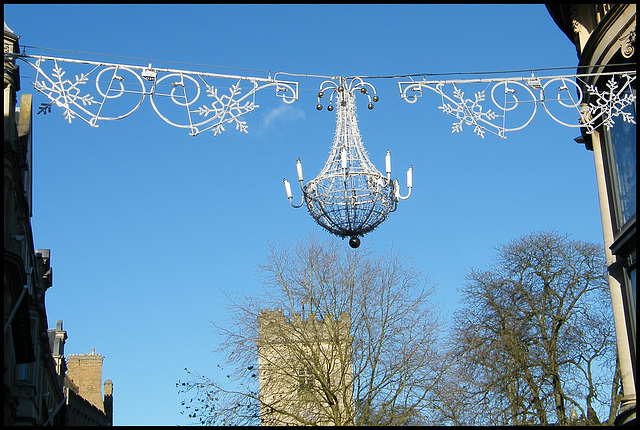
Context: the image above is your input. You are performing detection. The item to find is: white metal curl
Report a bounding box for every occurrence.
[540,77,584,129]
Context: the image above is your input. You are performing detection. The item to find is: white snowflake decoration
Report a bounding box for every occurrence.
[583,74,636,133]
[197,81,257,136]
[438,83,498,138]
[33,60,99,124]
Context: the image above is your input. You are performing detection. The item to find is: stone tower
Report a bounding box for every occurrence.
[256,308,353,425]
[104,379,113,424]
[66,348,106,412]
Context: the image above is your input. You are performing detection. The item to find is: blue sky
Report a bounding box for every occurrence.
[5,4,607,426]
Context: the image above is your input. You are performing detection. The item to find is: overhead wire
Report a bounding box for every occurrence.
[9,44,636,128]
[16,44,635,83]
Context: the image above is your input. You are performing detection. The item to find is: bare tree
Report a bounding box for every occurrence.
[443,230,618,425]
[178,234,446,425]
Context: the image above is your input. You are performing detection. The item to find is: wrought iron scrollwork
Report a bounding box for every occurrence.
[14,54,299,136]
[398,72,636,138]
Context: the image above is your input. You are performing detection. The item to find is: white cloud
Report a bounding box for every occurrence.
[261,104,306,130]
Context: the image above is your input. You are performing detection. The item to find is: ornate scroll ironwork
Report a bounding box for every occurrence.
[284,78,412,248]
[12,54,298,136]
[398,72,636,139]
[8,52,635,140]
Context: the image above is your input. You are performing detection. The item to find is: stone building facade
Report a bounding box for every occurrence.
[4,20,64,425]
[67,349,108,413]
[4,22,113,426]
[47,322,113,426]
[63,348,113,426]
[257,308,353,426]
[546,4,636,426]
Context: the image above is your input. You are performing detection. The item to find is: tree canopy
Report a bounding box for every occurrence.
[442,230,619,425]
[178,234,446,425]
[177,230,619,426]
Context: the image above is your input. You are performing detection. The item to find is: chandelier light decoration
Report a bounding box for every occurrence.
[283,78,413,248]
[5,52,635,247]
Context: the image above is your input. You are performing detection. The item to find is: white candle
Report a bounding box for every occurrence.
[296,158,303,182]
[385,150,391,174]
[283,179,292,199]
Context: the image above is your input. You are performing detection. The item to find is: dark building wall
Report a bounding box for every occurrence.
[4,23,113,426]
[546,4,636,426]
[4,24,65,426]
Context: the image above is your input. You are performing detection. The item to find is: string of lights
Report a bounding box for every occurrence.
[16,43,636,82]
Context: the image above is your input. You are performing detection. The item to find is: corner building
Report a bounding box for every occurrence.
[5,22,113,426]
[547,4,636,426]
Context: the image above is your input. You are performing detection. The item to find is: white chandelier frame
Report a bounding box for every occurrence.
[283,77,413,247]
